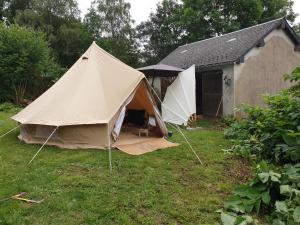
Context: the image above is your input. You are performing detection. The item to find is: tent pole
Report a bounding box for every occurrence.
[107,126,112,173]
[28,126,59,165]
[0,125,20,139]
[148,84,204,165]
[108,146,112,173]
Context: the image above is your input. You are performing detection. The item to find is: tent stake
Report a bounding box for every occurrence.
[28,127,59,165]
[0,125,20,139]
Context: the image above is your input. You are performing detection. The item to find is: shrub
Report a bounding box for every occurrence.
[224,67,300,164]
[0,23,64,104]
[0,103,22,113]
[284,66,300,97]
[219,115,237,128]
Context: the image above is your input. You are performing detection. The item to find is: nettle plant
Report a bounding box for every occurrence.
[220,163,300,225]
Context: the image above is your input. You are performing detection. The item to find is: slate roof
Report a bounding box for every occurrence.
[160,18,300,70]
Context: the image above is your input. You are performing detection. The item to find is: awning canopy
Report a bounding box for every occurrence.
[137,64,184,77]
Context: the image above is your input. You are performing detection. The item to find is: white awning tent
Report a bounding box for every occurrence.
[162,65,196,126]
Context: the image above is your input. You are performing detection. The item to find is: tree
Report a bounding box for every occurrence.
[182,0,297,43]
[0,23,63,104]
[13,0,93,68]
[138,0,298,64]
[137,0,185,65]
[84,0,140,67]
[294,23,300,36]
[85,0,132,39]
[0,0,5,21]
[1,0,31,23]
[51,23,93,67]
[260,0,297,23]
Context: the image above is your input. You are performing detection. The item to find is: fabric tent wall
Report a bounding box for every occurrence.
[19,124,109,149]
[18,80,167,150]
[162,65,196,125]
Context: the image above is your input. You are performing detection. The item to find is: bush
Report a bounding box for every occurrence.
[225,92,300,164]
[224,67,300,164]
[0,103,22,113]
[219,115,237,127]
[0,23,64,104]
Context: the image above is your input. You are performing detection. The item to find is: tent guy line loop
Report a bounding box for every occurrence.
[28,126,59,165]
[0,125,20,139]
[149,84,203,165]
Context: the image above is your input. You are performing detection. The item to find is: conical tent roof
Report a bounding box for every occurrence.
[12,42,145,126]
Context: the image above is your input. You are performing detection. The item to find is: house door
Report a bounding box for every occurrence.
[202,71,223,116]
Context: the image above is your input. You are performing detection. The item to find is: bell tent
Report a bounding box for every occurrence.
[12,42,176,155]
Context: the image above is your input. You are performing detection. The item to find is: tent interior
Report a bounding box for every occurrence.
[113,82,178,155]
[121,82,162,136]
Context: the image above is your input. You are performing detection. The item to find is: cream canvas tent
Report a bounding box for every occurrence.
[162,65,196,126]
[12,42,177,155]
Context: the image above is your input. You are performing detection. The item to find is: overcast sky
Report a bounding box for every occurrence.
[78,0,300,25]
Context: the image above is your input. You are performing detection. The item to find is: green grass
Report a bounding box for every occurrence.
[0,111,250,225]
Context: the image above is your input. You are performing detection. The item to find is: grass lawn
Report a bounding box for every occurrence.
[0,110,251,225]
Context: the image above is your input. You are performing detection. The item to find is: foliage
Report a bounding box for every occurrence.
[12,0,93,68]
[138,0,297,64]
[84,0,140,67]
[1,0,298,67]
[219,115,237,128]
[137,0,185,65]
[182,0,296,43]
[221,163,300,225]
[220,211,258,225]
[294,23,300,37]
[284,66,300,97]
[0,102,22,113]
[225,68,300,164]
[0,23,63,104]
[222,67,300,224]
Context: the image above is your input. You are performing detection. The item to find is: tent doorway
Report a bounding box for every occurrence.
[196,70,223,116]
[113,82,177,155]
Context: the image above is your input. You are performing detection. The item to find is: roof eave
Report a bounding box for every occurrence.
[195,61,235,71]
[236,18,300,64]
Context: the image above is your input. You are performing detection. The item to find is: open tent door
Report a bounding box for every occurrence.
[162,65,196,126]
[112,81,178,155]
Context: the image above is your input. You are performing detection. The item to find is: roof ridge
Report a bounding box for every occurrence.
[179,17,283,48]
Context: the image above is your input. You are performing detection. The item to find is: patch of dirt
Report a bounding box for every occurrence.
[223,157,252,185]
